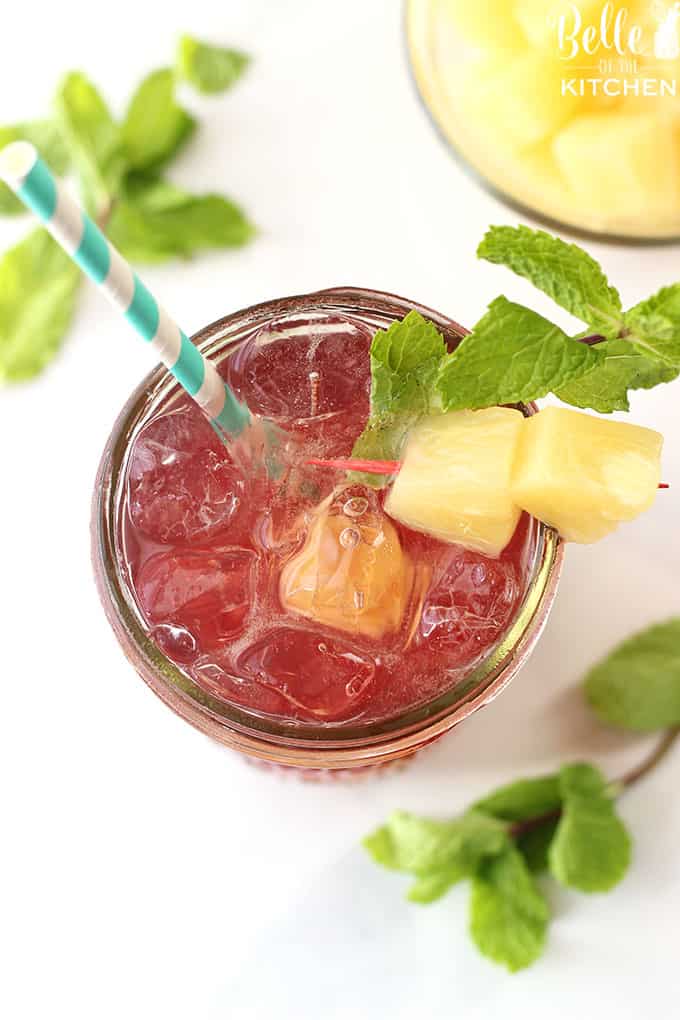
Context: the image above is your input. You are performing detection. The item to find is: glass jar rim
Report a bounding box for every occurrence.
[92,286,564,768]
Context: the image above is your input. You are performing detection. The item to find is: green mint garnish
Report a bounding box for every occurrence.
[624,285,680,366]
[107,177,254,264]
[176,35,250,95]
[585,618,680,732]
[472,774,562,822]
[349,310,447,485]
[555,338,679,413]
[548,764,631,894]
[364,618,680,972]
[0,35,253,384]
[469,843,549,973]
[55,72,125,218]
[352,226,680,478]
[477,225,623,337]
[0,229,80,383]
[121,69,196,173]
[436,296,600,411]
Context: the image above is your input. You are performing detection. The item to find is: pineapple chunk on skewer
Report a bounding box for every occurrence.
[510,406,663,543]
[385,408,525,558]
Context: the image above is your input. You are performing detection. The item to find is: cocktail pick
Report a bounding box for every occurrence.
[0,141,251,443]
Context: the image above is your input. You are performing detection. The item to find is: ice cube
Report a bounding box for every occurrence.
[279,486,414,640]
[237,627,376,721]
[137,547,256,653]
[420,550,520,663]
[225,314,372,422]
[128,405,248,545]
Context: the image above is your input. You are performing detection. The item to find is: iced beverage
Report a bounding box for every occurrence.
[93,290,562,768]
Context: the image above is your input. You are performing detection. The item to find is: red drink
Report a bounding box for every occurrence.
[94,289,562,769]
[119,313,536,726]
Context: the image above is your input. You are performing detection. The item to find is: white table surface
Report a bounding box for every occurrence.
[1,2,679,1017]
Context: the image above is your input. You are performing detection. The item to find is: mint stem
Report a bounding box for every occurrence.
[617,724,680,790]
[509,727,680,841]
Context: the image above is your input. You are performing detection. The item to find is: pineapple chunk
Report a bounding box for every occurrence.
[463,52,580,150]
[444,0,526,51]
[510,406,663,543]
[385,408,524,557]
[280,496,413,639]
[553,112,680,222]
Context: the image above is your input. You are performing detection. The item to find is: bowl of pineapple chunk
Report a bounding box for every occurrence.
[406,0,680,240]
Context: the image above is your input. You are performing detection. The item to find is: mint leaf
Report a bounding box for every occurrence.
[369,310,447,417]
[406,866,468,904]
[122,69,195,172]
[469,844,549,972]
[0,228,80,382]
[624,285,680,367]
[107,177,254,262]
[349,311,447,485]
[349,413,416,488]
[556,337,680,413]
[478,226,623,336]
[584,618,680,732]
[473,774,561,822]
[0,121,70,214]
[437,296,601,411]
[473,774,562,875]
[177,35,250,94]
[55,72,124,215]
[548,763,631,893]
[516,819,560,874]
[363,809,507,877]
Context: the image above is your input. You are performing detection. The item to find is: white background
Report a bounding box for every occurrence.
[1,1,679,1017]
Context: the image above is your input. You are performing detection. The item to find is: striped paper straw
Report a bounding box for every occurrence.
[0,141,250,440]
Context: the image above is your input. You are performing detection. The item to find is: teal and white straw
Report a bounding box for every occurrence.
[0,141,250,440]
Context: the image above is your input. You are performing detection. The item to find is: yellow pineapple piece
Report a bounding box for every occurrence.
[462,52,581,150]
[553,111,680,222]
[510,406,663,543]
[444,0,526,51]
[280,495,413,639]
[385,408,524,558]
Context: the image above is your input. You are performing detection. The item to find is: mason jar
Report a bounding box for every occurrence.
[92,287,564,774]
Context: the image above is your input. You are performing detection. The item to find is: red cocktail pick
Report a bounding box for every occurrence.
[305,457,401,474]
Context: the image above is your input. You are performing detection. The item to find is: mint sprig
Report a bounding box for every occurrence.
[364,618,680,972]
[352,227,680,469]
[0,35,253,384]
